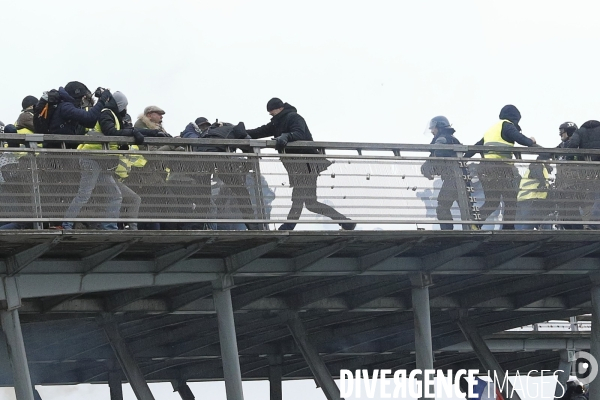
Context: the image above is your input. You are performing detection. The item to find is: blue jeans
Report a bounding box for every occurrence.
[63,158,122,230]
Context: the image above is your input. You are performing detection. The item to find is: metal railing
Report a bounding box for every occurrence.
[0,133,599,230]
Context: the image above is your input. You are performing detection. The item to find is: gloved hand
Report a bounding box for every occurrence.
[138,129,160,137]
[132,129,145,145]
[94,87,105,98]
[99,89,112,104]
[275,133,290,151]
[420,160,434,180]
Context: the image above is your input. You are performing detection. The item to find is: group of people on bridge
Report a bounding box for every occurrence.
[425,105,600,230]
[0,82,356,231]
[0,83,597,232]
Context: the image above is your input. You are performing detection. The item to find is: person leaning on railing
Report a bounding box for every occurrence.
[564,120,600,229]
[246,98,355,231]
[553,122,588,229]
[181,118,265,230]
[62,91,164,230]
[463,104,538,230]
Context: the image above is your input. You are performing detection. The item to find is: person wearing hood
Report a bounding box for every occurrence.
[554,122,586,229]
[247,98,355,231]
[465,105,537,230]
[421,116,463,230]
[46,81,112,149]
[62,91,161,231]
[565,120,600,228]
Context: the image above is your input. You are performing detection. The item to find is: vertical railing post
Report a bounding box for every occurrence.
[26,137,44,230]
[249,147,267,229]
[455,157,479,230]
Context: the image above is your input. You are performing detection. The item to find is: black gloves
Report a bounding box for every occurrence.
[275,133,290,151]
[420,160,434,180]
[99,89,112,104]
[132,129,145,145]
[94,87,105,98]
[139,129,170,137]
[137,129,159,137]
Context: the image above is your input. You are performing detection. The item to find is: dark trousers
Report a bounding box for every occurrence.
[283,160,347,227]
[215,161,262,230]
[477,162,520,226]
[436,177,458,230]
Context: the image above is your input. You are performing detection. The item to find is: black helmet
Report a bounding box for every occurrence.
[429,115,451,129]
[559,121,578,137]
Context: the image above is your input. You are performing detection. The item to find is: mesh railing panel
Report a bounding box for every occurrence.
[0,142,599,229]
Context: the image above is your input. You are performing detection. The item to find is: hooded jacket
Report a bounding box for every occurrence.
[464,105,535,158]
[97,95,135,138]
[566,120,600,160]
[246,103,317,154]
[46,87,106,148]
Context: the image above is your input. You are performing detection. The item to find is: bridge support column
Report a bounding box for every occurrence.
[108,360,124,400]
[590,279,600,400]
[455,312,521,400]
[212,276,244,400]
[0,277,34,400]
[171,380,195,400]
[410,273,434,400]
[286,311,341,400]
[99,315,155,400]
[555,349,573,399]
[268,355,283,400]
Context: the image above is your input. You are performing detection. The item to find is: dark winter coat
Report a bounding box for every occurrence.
[246,103,317,154]
[181,122,250,153]
[421,128,461,179]
[464,105,535,158]
[566,120,600,160]
[430,127,461,157]
[46,87,106,148]
[98,97,128,136]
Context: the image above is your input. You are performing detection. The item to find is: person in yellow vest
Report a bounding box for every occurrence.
[464,105,538,230]
[63,91,160,230]
[515,159,553,230]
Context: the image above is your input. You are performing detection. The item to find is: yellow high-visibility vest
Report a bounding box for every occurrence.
[78,109,120,151]
[115,145,147,180]
[483,119,515,159]
[517,166,549,201]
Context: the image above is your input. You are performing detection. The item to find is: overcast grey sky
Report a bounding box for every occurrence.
[0,0,596,398]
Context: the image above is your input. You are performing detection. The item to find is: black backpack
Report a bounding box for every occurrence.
[197,122,249,153]
[33,90,62,134]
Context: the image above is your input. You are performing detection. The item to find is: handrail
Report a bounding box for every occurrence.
[0,133,598,157]
[0,133,597,230]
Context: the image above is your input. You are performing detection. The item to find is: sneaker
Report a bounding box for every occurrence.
[469,224,481,231]
[340,222,356,231]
